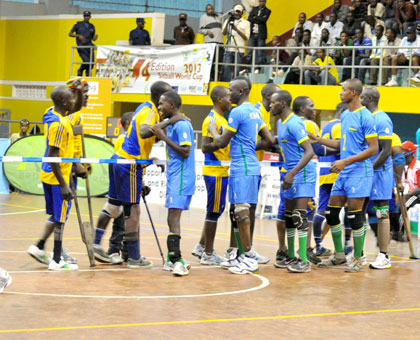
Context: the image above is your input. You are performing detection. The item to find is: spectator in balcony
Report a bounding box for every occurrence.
[325,12,344,42]
[331,0,350,23]
[342,28,372,81]
[304,48,339,85]
[367,0,385,19]
[292,12,314,37]
[129,18,151,46]
[283,49,313,84]
[10,119,29,144]
[359,25,386,84]
[333,31,354,65]
[69,11,98,77]
[364,15,386,40]
[174,13,195,45]
[343,12,361,40]
[199,4,223,45]
[245,0,271,73]
[383,0,400,33]
[275,28,303,77]
[395,0,416,35]
[311,13,327,44]
[351,0,368,23]
[385,25,420,86]
[379,27,402,84]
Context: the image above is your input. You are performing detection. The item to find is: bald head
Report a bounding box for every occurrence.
[344,78,363,95]
[210,86,229,104]
[272,90,292,107]
[361,86,380,104]
[229,78,250,105]
[261,83,281,100]
[51,86,74,114]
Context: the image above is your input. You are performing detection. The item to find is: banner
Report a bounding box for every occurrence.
[96,44,216,95]
[3,135,114,196]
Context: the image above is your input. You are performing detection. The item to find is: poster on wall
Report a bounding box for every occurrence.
[95,44,215,95]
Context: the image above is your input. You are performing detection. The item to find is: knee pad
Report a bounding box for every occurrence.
[234,203,250,222]
[347,210,364,230]
[325,206,341,226]
[292,209,309,231]
[167,233,181,263]
[103,201,123,219]
[123,203,133,218]
[373,205,389,219]
[284,210,294,229]
[205,211,221,222]
[125,231,138,242]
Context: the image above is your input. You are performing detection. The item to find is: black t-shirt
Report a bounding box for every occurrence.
[129,29,151,45]
[71,21,96,45]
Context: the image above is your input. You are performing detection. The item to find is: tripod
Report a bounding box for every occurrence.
[220,20,241,82]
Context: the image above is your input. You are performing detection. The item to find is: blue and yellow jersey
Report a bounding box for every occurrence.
[40,107,74,185]
[319,119,341,185]
[301,117,320,137]
[227,102,266,176]
[392,132,402,148]
[371,110,393,172]
[277,112,316,183]
[166,120,196,195]
[202,110,230,177]
[340,107,377,177]
[67,111,84,158]
[117,101,159,162]
[255,102,272,161]
[114,132,127,153]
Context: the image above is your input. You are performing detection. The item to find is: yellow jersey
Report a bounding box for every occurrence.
[392,132,402,148]
[67,111,84,158]
[114,132,126,153]
[319,119,341,185]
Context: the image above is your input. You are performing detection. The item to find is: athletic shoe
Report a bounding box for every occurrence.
[93,244,112,263]
[276,249,288,261]
[173,261,189,276]
[287,258,311,273]
[385,79,398,87]
[220,256,242,269]
[409,76,420,86]
[369,253,392,270]
[346,251,367,266]
[127,257,153,269]
[254,69,260,74]
[27,244,49,265]
[61,248,77,264]
[224,247,238,261]
[247,247,270,264]
[306,247,321,265]
[200,250,223,265]
[0,268,12,293]
[48,259,78,271]
[274,256,297,269]
[345,257,364,272]
[239,69,248,75]
[228,255,259,274]
[343,245,353,255]
[315,247,333,257]
[163,261,174,271]
[318,253,346,267]
[109,253,124,265]
[191,243,204,259]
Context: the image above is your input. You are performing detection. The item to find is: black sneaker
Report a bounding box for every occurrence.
[274,256,297,268]
[275,249,288,261]
[287,258,311,273]
[306,247,321,265]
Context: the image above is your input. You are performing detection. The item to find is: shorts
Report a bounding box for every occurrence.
[108,154,118,200]
[284,182,316,201]
[371,169,393,201]
[204,175,228,214]
[43,182,72,223]
[165,193,192,210]
[318,183,334,212]
[331,174,373,198]
[229,175,260,204]
[114,157,143,204]
[277,184,316,221]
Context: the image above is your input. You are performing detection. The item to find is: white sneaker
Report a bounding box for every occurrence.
[0,268,12,293]
[163,261,174,271]
[48,259,78,271]
[228,255,259,274]
[220,256,242,269]
[224,247,237,261]
[247,247,270,264]
[28,244,49,265]
[49,249,77,265]
[191,243,204,259]
[276,70,285,77]
[385,79,398,87]
[200,250,223,265]
[239,69,248,75]
[172,261,189,276]
[369,253,391,269]
[346,251,367,266]
[93,244,111,263]
[109,253,123,265]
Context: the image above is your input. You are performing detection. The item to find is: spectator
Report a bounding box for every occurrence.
[342,28,372,81]
[174,13,195,45]
[319,28,336,57]
[10,119,29,144]
[283,50,313,84]
[69,11,98,77]
[246,0,271,72]
[331,0,350,23]
[352,0,368,23]
[301,29,316,56]
[325,12,344,42]
[384,0,399,33]
[304,48,339,85]
[367,0,385,19]
[221,5,250,82]
[269,36,290,65]
[395,0,416,35]
[374,27,401,84]
[276,28,303,77]
[333,31,354,65]
[129,18,151,46]
[364,15,386,40]
[311,13,327,44]
[359,25,386,84]
[401,141,420,193]
[385,25,420,86]
[292,12,314,37]
[343,12,361,40]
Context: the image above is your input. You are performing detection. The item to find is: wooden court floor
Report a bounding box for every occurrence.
[1,192,420,340]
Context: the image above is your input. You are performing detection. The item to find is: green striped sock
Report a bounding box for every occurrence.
[298,231,308,263]
[353,226,365,258]
[286,228,296,259]
[330,224,344,253]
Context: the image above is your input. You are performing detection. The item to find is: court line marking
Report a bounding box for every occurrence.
[0,209,45,216]
[1,307,419,333]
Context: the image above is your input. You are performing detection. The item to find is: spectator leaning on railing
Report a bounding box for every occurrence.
[331,0,350,23]
[342,28,372,82]
[292,12,314,37]
[325,12,344,42]
[359,25,386,85]
[304,48,339,85]
[333,31,354,66]
[364,15,386,40]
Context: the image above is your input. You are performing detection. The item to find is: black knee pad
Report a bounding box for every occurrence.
[205,211,221,222]
[167,233,181,263]
[292,209,308,231]
[284,210,294,229]
[347,210,364,230]
[229,205,236,222]
[325,206,341,226]
[123,203,133,218]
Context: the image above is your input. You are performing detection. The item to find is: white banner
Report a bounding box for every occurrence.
[96,44,216,95]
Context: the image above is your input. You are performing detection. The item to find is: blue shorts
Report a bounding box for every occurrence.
[108,154,118,200]
[229,175,260,204]
[371,169,393,201]
[318,183,333,212]
[277,184,315,221]
[165,193,192,210]
[43,182,72,223]
[331,174,373,198]
[284,182,316,201]
[114,157,143,204]
[204,175,228,214]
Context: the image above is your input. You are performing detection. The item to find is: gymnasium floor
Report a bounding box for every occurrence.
[1,192,420,340]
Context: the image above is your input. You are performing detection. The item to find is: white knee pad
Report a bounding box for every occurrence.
[103,202,123,219]
[234,203,250,214]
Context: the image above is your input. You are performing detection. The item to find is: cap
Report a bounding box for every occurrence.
[233,4,243,12]
[179,13,187,19]
[20,119,29,125]
[66,77,88,89]
[83,11,91,17]
[402,140,417,153]
[406,25,416,33]
[136,17,145,23]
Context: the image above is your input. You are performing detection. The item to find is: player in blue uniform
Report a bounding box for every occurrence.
[208,78,274,274]
[310,79,378,272]
[360,87,393,270]
[151,91,196,276]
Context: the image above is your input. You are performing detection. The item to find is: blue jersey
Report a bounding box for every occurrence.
[277,113,316,183]
[166,120,196,195]
[371,110,393,172]
[319,119,341,185]
[226,102,266,176]
[340,107,377,177]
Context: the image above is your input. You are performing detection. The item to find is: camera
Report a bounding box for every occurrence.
[228,11,236,23]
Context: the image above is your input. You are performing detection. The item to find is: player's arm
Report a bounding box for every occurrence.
[48,146,73,201]
[373,138,392,169]
[283,140,314,190]
[149,122,191,158]
[208,123,234,149]
[140,114,189,139]
[256,126,275,150]
[308,132,341,149]
[202,136,220,153]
